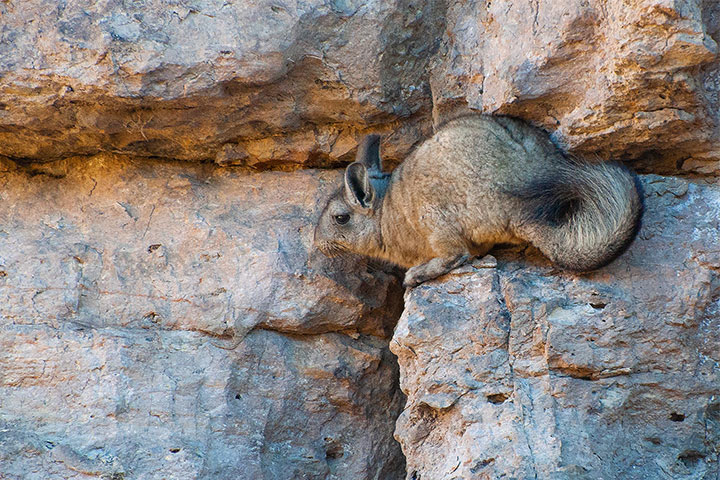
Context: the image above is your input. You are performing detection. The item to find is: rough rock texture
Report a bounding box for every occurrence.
[435,0,720,170]
[2,0,720,479]
[2,0,720,172]
[0,0,441,166]
[392,176,720,480]
[0,156,405,479]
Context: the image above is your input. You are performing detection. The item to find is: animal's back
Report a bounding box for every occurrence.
[386,116,565,245]
[381,115,643,272]
[406,115,567,192]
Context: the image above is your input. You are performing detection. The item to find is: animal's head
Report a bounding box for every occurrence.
[314,134,390,258]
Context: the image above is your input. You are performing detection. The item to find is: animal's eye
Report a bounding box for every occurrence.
[334,214,350,225]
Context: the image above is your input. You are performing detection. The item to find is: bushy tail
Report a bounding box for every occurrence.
[515,160,644,272]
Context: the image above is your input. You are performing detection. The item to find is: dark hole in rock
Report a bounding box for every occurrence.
[486,393,509,404]
[417,403,439,420]
[589,302,607,309]
[645,437,662,445]
[324,440,344,460]
[147,244,161,253]
[169,448,181,453]
[470,457,495,473]
[669,412,685,422]
[678,450,705,469]
[235,394,241,400]
[410,471,420,480]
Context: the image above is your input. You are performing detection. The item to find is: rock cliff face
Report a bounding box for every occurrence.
[392,177,720,479]
[0,157,405,479]
[1,0,719,479]
[2,0,720,172]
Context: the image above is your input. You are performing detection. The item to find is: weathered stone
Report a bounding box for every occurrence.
[435,0,720,167]
[2,0,720,171]
[0,156,403,337]
[0,156,405,479]
[392,176,720,480]
[0,0,441,165]
[1,1,720,478]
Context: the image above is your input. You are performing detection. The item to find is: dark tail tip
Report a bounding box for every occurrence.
[511,178,582,227]
[510,164,645,272]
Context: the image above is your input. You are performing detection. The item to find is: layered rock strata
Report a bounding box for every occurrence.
[1,0,719,173]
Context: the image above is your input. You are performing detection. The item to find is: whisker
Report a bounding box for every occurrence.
[318,241,347,257]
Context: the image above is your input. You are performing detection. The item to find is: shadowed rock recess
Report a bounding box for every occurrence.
[2,0,720,172]
[1,0,719,479]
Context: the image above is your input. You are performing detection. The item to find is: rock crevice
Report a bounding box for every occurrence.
[2,0,720,173]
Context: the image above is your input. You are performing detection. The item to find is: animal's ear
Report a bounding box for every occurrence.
[344,162,375,210]
[355,134,382,172]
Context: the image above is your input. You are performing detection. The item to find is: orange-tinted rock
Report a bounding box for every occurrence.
[0,156,405,479]
[2,1,719,171]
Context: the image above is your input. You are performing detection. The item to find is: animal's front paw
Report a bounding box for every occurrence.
[403,266,429,288]
[403,254,473,288]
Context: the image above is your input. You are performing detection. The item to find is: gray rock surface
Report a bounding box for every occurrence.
[392,176,720,480]
[2,0,719,172]
[1,1,720,479]
[436,0,720,166]
[0,156,405,479]
[0,0,439,165]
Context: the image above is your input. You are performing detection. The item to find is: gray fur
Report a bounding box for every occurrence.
[314,115,644,287]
